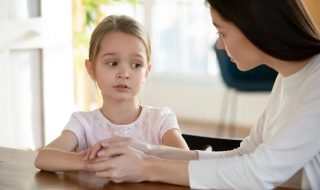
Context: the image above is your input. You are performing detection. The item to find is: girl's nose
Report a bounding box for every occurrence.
[117,72,130,79]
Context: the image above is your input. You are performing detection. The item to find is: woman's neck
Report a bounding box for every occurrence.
[265,56,312,77]
[100,100,142,125]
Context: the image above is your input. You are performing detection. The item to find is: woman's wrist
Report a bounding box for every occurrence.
[143,155,159,182]
[143,155,190,186]
[143,155,173,183]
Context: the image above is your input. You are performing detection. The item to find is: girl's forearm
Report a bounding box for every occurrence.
[34,148,86,172]
[145,156,190,186]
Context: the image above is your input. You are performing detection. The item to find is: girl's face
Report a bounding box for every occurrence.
[210,8,266,71]
[86,31,151,103]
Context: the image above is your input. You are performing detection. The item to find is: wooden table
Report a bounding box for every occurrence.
[0,147,189,190]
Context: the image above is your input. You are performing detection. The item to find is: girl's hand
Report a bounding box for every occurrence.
[81,141,104,160]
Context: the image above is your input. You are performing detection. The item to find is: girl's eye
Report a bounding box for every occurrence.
[131,63,142,68]
[106,61,117,66]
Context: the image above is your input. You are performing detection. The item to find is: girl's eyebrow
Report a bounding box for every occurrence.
[101,52,117,57]
[132,52,145,58]
[100,52,146,59]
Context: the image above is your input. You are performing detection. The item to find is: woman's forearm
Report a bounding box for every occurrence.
[147,144,198,160]
[34,148,86,172]
[145,156,190,186]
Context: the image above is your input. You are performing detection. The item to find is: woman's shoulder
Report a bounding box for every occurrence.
[310,53,320,73]
[302,53,320,86]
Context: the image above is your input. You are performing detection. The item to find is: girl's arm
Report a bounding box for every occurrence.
[162,129,189,149]
[34,130,87,172]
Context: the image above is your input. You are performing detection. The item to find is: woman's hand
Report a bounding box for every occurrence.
[85,143,190,186]
[85,145,152,183]
[83,136,151,160]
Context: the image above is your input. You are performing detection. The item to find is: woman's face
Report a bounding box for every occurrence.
[210,8,266,71]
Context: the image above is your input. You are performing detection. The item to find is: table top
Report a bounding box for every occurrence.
[0,146,189,190]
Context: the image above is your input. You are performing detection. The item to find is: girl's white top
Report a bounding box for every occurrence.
[64,105,181,151]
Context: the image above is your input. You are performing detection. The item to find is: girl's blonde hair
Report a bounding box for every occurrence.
[88,15,151,65]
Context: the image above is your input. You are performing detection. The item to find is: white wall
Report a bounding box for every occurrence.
[0,0,74,149]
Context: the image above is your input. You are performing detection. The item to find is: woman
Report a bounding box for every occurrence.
[85,0,320,189]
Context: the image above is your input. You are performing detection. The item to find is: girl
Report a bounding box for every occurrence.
[34,15,188,172]
[85,1,320,189]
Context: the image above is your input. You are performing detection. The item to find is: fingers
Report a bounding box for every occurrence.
[86,147,134,171]
[91,157,132,183]
[86,159,113,172]
[94,169,126,183]
[83,136,141,160]
[95,170,127,183]
[86,148,146,183]
[83,149,92,160]
[98,144,134,158]
[79,150,86,156]
[100,136,130,146]
[89,142,103,160]
[100,136,146,152]
[83,142,103,160]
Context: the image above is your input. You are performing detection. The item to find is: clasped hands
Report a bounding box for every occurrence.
[80,136,152,183]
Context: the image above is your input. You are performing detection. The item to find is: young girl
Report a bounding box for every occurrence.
[34,15,188,172]
[85,1,320,189]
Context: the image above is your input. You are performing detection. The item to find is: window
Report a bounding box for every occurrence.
[148,0,218,75]
[103,0,219,76]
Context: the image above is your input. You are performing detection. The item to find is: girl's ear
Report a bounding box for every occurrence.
[85,59,95,80]
[145,64,152,78]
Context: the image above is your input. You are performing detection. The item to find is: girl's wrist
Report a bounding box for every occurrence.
[76,154,88,171]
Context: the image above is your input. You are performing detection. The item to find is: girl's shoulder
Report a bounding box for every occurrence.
[69,109,100,124]
[140,105,177,123]
[142,105,175,116]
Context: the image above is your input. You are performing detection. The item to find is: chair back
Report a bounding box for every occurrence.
[182,134,241,151]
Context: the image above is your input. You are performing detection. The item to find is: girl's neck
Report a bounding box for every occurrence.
[100,100,142,125]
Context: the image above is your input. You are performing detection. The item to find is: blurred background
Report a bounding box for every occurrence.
[0,0,319,150]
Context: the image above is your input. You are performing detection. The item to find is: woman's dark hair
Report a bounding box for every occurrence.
[206,0,320,61]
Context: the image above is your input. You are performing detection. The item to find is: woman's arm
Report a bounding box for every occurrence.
[147,143,197,160]
[34,131,87,171]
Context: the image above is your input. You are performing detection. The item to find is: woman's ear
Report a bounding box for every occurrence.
[85,59,95,80]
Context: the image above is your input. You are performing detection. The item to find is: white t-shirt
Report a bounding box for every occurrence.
[63,105,180,152]
[189,53,320,189]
